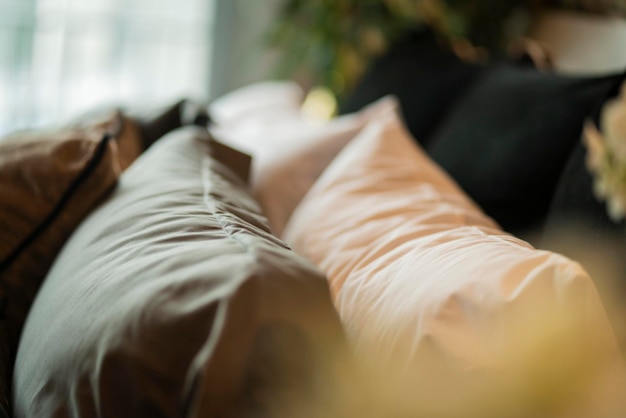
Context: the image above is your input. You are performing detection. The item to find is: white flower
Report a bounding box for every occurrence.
[601,93,626,163]
[606,188,626,220]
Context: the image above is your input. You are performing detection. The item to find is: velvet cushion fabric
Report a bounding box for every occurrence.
[427,64,626,237]
[283,109,621,380]
[542,73,626,296]
[13,127,346,418]
[342,28,623,239]
[542,142,626,307]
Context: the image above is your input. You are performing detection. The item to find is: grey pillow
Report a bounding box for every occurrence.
[13,127,346,417]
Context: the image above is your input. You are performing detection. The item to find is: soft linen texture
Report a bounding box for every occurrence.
[210,82,397,237]
[283,109,621,376]
[13,127,346,418]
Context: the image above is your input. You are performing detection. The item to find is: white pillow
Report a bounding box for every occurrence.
[209,81,304,126]
[210,82,398,236]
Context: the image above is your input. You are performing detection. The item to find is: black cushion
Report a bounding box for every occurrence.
[132,99,211,149]
[340,29,485,147]
[545,143,626,234]
[427,64,626,238]
[542,72,626,292]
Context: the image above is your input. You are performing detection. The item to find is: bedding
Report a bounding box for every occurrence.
[340,28,485,148]
[0,113,137,416]
[5,69,626,415]
[133,99,211,150]
[543,144,626,288]
[0,129,119,342]
[210,82,397,236]
[283,105,623,400]
[543,76,626,300]
[342,26,626,238]
[13,126,347,418]
[427,63,626,237]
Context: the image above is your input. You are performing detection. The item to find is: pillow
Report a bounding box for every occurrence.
[210,83,397,236]
[542,75,626,297]
[0,121,129,334]
[283,110,621,383]
[340,28,485,147]
[0,117,129,417]
[0,111,145,340]
[209,81,304,126]
[14,127,347,417]
[427,63,626,238]
[71,110,143,170]
[133,99,211,150]
[79,99,211,153]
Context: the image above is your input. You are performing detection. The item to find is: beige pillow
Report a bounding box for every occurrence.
[283,109,622,386]
[210,82,398,236]
[13,127,347,418]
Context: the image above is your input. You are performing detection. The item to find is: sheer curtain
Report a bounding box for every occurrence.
[0,0,215,135]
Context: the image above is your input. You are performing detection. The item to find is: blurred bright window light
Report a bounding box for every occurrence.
[0,0,215,135]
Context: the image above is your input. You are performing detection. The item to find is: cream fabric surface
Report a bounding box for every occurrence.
[210,82,398,236]
[283,109,622,377]
[209,81,305,126]
[14,127,346,418]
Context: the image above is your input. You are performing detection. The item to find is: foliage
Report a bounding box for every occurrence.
[268,0,424,96]
[268,0,626,96]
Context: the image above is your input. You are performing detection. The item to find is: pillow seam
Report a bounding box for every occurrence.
[0,134,114,303]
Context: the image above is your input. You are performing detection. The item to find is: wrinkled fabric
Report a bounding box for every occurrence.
[284,109,622,377]
[14,127,346,418]
[210,81,397,237]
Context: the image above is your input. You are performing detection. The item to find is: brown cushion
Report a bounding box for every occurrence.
[0,112,144,348]
[0,117,129,416]
[71,110,144,171]
[13,127,346,417]
[0,129,120,334]
[133,99,211,150]
[0,111,142,414]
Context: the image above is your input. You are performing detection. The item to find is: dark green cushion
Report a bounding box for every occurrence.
[340,29,485,148]
[542,72,626,293]
[427,64,625,238]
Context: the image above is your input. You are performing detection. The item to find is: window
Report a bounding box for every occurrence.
[0,0,215,135]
